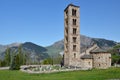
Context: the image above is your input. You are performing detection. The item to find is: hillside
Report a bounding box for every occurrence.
[46,35,117,56]
[21,42,49,60]
[0,42,49,62]
[0,35,117,61]
[46,40,64,57]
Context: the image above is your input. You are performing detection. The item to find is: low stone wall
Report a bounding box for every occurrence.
[20,65,91,74]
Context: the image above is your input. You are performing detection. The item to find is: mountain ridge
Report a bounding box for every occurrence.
[0,34,118,61]
[46,35,117,56]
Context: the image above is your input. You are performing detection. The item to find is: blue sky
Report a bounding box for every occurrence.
[0,0,120,46]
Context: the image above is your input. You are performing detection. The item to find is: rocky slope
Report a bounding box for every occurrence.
[0,35,117,60]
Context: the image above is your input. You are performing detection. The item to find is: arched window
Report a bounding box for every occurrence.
[73,28,77,34]
[73,45,76,51]
[72,9,76,16]
[73,37,76,43]
[73,19,76,25]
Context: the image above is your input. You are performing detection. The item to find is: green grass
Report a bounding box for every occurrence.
[0,68,120,80]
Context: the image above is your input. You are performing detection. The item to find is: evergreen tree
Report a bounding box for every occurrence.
[10,53,20,70]
[1,60,6,67]
[15,54,21,70]
[9,45,23,70]
[18,45,23,65]
[5,48,11,66]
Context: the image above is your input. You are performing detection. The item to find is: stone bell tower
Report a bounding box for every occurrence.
[64,4,80,67]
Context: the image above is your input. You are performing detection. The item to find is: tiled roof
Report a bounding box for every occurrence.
[81,54,93,59]
[90,48,108,53]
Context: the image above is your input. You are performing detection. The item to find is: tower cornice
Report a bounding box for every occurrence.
[64,4,80,12]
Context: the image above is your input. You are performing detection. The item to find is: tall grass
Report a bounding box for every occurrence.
[0,68,120,80]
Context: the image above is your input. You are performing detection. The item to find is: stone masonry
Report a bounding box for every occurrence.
[64,4,81,67]
[64,4,111,69]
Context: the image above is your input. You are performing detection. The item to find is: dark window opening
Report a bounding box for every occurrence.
[73,45,76,51]
[73,19,76,25]
[74,53,76,58]
[99,64,100,67]
[73,37,76,43]
[73,28,77,34]
[66,28,68,34]
[66,20,68,25]
[72,9,76,16]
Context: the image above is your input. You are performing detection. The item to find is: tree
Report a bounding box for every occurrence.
[15,54,21,70]
[42,58,53,65]
[18,45,27,65]
[18,45,23,65]
[109,44,120,65]
[0,60,6,67]
[9,53,21,70]
[112,55,120,64]
[9,45,23,70]
[43,59,49,64]
[4,47,11,66]
[22,53,27,65]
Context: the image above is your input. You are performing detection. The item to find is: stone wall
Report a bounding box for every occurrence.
[64,4,81,67]
[92,53,111,69]
[82,59,92,69]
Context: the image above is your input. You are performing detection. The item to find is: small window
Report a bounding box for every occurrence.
[73,19,76,25]
[99,64,100,67]
[73,45,76,51]
[73,28,77,34]
[72,9,76,16]
[73,37,76,43]
[74,53,76,58]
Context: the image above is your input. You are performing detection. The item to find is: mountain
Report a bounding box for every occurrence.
[46,35,117,56]
[0,35,117,61]
[92,38,117,49]
[0,43,21,53]
[0,42,49,62]
[6,43,21,48]
[0,43,22,60]
[21,42,49,60]
[46,40,64,57]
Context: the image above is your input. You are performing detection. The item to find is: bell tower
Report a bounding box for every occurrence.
[64,4,80,67]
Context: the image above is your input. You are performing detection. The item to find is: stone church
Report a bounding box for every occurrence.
[64,4,111,69]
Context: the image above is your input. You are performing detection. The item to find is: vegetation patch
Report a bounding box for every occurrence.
[0,67,120,80]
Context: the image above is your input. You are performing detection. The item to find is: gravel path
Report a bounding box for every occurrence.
[0,67,9,70]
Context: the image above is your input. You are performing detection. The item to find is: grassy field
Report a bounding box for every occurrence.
[0,68,120,80]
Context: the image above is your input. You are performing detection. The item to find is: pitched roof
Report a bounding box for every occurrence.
[90,48,108,53]
[81,54,93,59]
